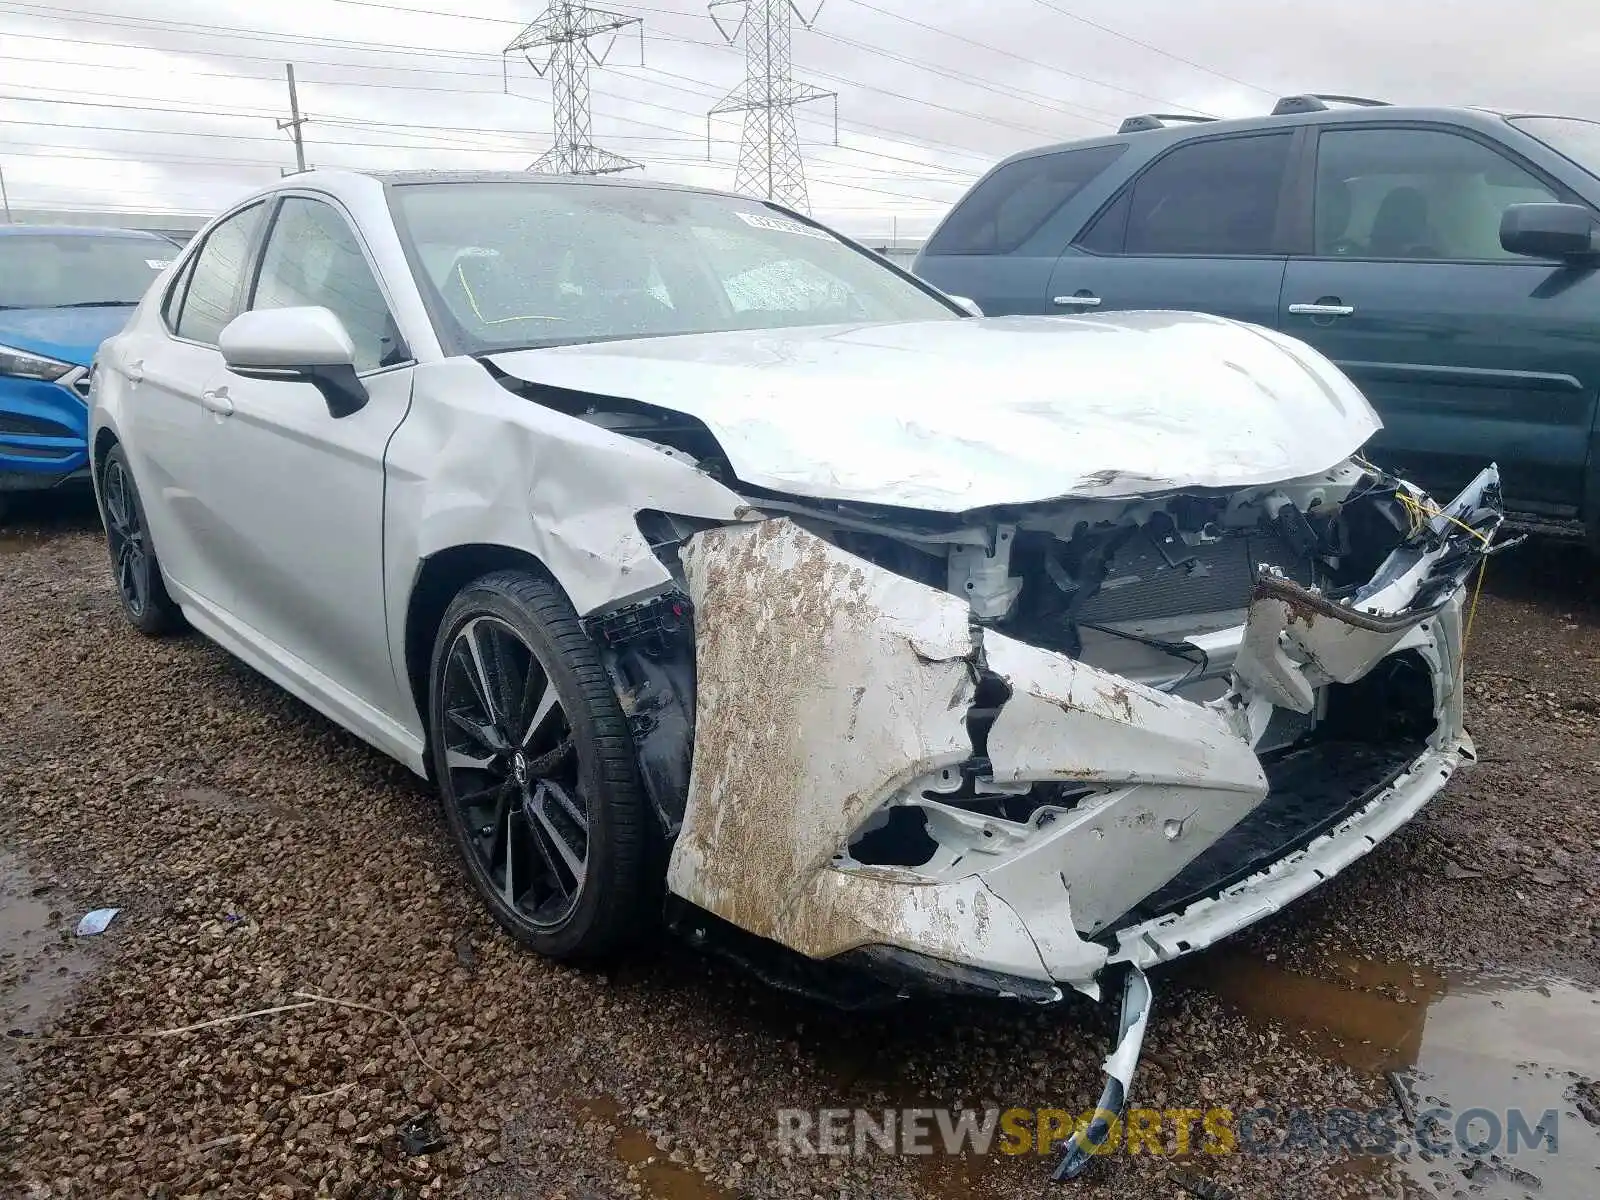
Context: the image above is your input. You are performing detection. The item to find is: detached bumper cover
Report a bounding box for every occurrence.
[665,469,1501,997]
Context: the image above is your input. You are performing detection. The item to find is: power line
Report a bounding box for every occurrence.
[1027,0,1277,98]
[811,27,1117,127]
[330,0,524,23]
[0,10,1008,173]
[837,0,1213,115]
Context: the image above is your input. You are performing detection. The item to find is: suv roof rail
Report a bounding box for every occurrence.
[1117,113,1220,134]
[1272,93,1391,115]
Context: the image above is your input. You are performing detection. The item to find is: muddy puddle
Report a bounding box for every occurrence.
[578,1095,737,1200]
[0,851,99,1045]
[0,531,45,556]
[1200,951,1600,1198]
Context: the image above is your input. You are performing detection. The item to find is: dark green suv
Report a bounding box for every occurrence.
[914,95,1600,544]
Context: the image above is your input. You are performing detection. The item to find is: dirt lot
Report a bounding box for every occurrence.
[2,494,1597,1200]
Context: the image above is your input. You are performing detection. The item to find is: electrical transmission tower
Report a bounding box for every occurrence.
[708,0,836,213]
[505,2,644,175]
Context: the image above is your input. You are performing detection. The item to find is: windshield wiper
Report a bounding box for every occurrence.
[54,300,137,308]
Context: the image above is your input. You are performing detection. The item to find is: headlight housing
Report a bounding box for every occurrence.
[0,343,74,383]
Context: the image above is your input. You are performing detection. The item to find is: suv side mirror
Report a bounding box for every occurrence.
[1500,203,1600,261]
[948,295,985,317]
[219,306,369,419]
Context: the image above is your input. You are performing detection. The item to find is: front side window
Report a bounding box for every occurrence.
[0,233,174,311]
[252,197,402,372]
[1313,127,1558,260]
[1107,133,1293,256]
[175,203,267,345]
[924,144,1128,256]
[390,182,959,355]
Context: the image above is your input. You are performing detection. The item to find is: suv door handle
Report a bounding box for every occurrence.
[200,388,234,417]
[1052,293,1103,308]
[1288,302,1355,317]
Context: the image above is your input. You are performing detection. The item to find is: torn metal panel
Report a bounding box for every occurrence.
[669,518,1006,961]
[1235,466,1503,716]
[490,311,1381,511]
[1054,966,1153,1180]
[1234,575,1428,713]
[980,628,1269,937]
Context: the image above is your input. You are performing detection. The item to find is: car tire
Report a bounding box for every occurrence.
[428,569,651,962]
[100,444,184,637]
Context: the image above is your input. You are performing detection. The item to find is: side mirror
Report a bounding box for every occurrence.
[1500,203,1600,262]
[948,295,985,317]
[219,306,369,419]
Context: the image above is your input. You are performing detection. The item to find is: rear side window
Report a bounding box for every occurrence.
[1084,133,1293,256]
[175,202,267,345]
[161,253,198,330]
[925,144,1127,256]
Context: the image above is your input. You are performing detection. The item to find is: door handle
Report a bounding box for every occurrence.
[1052,293,1103,308]
[1288,302,1355,317]
[126,359,145,385]
[200,388,234,417]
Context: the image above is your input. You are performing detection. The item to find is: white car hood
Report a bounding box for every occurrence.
[489,311,1381,512]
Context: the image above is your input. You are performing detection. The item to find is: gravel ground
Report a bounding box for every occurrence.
[1,495,1596,1200]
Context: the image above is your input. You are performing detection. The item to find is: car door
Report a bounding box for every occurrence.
[1046,130,1297,327]
[912,143,1129,315]
[1278,123,1600,515]
[198,192,416,724]
[116,201,269,605]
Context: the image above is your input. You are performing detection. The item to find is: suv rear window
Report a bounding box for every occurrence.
[924,144,1127,256]
[1081,132,1293,257]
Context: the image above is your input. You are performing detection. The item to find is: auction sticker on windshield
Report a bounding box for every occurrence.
[735,211,835,240]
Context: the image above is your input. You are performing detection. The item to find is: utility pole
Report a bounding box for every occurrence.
[277,63,309,176]
[708,0,835,213]
[504,2,644,175]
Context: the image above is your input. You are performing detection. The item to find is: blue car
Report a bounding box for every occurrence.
[0,225,177,519]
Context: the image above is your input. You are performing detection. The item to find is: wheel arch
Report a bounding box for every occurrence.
[91,426,121,491]
[403,542,567,762]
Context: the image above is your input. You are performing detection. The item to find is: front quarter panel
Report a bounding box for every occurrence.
[382,356,750,721]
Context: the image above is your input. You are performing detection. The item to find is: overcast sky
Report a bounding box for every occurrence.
[0,0,1594,239]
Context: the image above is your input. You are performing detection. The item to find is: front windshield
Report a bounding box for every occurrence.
[389,181,959,353]
[0,233,174,309]
[1510,116,1600,180]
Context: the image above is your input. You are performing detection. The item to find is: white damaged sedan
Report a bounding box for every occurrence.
[91,172,1502,1154]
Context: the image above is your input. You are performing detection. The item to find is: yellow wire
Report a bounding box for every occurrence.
[1463,558,1487,653]
[1387,485,1492,687]
[454,263,563,326]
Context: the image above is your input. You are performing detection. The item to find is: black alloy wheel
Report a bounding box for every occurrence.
[100,444,183,635]
[429,571,649,960]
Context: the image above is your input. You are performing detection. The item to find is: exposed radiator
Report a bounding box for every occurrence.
[1075,525,1315,626]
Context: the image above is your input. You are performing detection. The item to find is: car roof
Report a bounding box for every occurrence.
[989,102,1573,169]
[0,223,167,239]
[282,167,751,205]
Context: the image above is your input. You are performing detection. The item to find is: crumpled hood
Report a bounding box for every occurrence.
[0,305,136,368]
[491,311,1382,512]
